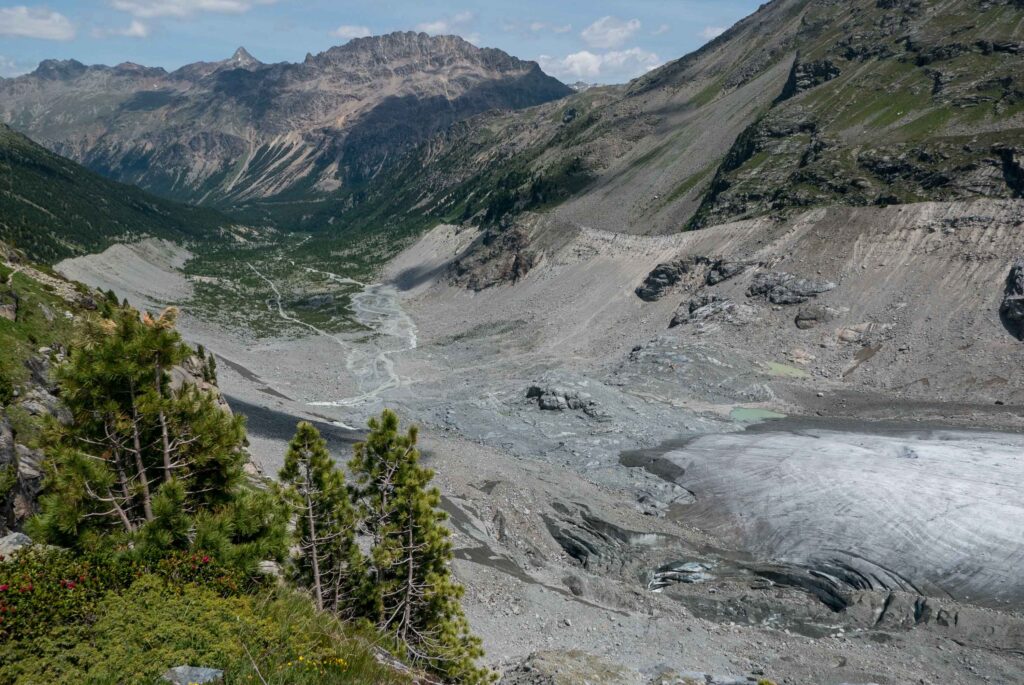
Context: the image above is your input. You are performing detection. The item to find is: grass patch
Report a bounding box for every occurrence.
[762,361,811,379]
[690,76,726,108]
[0,270,78,390]
[897,107,953,140]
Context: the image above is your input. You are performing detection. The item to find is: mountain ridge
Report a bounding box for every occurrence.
[0,123,235,263]
[300,0,1024,289]
[0,32,571,213]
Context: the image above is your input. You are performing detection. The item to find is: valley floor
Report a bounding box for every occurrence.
[57,200,1024,684]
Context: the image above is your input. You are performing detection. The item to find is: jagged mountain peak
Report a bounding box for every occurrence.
[229,46,261,68]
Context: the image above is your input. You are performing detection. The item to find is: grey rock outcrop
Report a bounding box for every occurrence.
[636,260,693,301]
[705,259,753,286]
[527,386,599,416]
[12,445,44,524]
[0,531,33,559]
[781,58,841,100]
[648,560,714,590]
[25,350,60,392]
[1,416,45,529]
[747,271,836,305]
[1000,258,1024,340]
[670,295,751,328]
[451,226,535,291]
[18,387,72,425]
[0,288,16,322]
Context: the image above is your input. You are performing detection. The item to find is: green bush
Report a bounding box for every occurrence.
[0,548,123,641]
[0,571,410,684]
[0,547,259,642]
[0,372,12,407]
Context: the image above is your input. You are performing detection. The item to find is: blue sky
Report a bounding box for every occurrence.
[0,1,763,84]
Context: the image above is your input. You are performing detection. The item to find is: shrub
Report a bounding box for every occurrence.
[0,572,411,684]
[0,372,12,407]
[0,546,257,642]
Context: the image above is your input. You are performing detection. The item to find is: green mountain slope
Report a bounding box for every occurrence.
[318,0,1024,249]
[0,124,233,263]
[689,0,1024,227]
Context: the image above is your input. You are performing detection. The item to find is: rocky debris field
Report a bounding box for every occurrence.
[59,200,1024,684]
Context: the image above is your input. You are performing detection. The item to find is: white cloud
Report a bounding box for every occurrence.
[120,19,149,36]
[538,47,660,83]
[93,19,149,38]
[539,51,601,79]
[110,0,277,19]
[415,11,474,36]
[580,16,640,49]
[331,24,371,40]
[0,54,32,77]
[526,21,572,34]
[0,6,75,40]
[699,26,726,40]
[651,23,670,36]
[503,20,572,36]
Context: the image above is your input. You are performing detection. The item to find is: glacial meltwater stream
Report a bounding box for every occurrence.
[248,263,417,410]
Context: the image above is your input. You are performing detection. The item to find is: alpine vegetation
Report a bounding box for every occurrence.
[282,411,491,684]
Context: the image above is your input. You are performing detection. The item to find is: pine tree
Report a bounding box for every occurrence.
[280,422,365,615]
[349,409,491,684]
[30,305,285,567]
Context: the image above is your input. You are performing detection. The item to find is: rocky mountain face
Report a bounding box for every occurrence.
[0,33,571,211]
[0,124,233,264]
[321,0,1023,288]
[688,0,1024,228]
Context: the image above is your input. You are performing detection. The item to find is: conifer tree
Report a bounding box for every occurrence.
[30,305,284,567]
[349,409,491,684]
[280,422,365,614]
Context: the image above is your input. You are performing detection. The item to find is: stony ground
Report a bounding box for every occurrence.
[57,200,1024,684]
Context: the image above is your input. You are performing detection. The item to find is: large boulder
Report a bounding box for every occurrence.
[747,271,836,305]
[0,532,33,559]
[526,385,599,416]
[636,260,693,302]
[1001,258,1024,340]
[794,303,837,329]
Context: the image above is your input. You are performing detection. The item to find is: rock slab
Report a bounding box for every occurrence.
[747,271,835,305]
[162,666,224,684]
